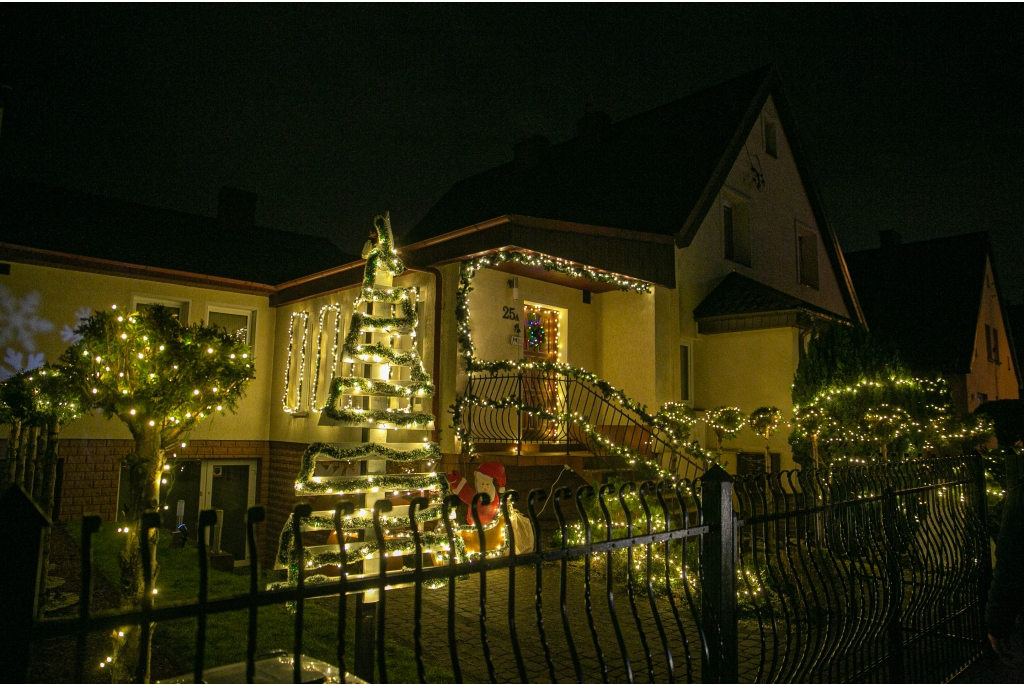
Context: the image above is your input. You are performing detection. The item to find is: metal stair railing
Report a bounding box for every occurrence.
[462,367,704,480]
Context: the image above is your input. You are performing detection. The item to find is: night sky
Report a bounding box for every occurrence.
[0,5,1021,300]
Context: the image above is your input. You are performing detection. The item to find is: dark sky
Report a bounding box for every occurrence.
[1,5,1021,300]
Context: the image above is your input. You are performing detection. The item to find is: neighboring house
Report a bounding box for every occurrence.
[845,231,1021,414]
[0,66,865,559]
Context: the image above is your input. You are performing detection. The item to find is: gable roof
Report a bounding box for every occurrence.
[844,232,1005,375]
[410,67,772,244]
[409,65,864,324]
[0,176,358,287]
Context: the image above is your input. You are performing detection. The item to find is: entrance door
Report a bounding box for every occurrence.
[200,460,258,566]
[522,304,563,441]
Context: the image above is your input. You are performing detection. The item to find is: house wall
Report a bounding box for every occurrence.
[676,96,850,344]
[0,262,276,440]
[966,257,1019,411]
[693,327,801,471]
[0,261,277,522]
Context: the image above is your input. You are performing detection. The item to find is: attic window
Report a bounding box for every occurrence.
[796,224,819,290]
[723,198,751,267]
[764,121,778,158]
[986,324,1000,363]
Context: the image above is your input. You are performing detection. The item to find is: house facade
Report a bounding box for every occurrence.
[846,231,1020,413]
[0,67,864,561]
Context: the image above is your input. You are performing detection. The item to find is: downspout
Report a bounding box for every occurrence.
[422,266,445,447]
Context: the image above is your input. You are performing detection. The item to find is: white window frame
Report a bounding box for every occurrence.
[206,304,257,351]
[132,294,191,323]
[199,459,258,566]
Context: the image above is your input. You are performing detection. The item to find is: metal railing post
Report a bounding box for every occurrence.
[701,465,737,683]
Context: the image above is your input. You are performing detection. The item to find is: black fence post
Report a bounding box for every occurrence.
[354,593,375,683]
[882,486,905,683]
[701,465,737,683]
[0,485,50,683]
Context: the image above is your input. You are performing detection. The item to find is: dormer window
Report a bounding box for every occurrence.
[723,197,751,267]
[764,120,778,158]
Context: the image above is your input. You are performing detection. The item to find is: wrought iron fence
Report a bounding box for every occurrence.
[1,457,989,684]
[463,369,704,480]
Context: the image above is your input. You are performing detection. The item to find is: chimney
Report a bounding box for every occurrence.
[512,134,550,168]
[575,111,611,150]
[879,230,901,250]
[218,187,257,228]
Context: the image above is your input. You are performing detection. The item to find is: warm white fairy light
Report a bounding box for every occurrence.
[282,311,310,413]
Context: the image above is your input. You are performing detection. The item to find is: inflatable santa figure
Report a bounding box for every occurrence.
[446,461,505,525]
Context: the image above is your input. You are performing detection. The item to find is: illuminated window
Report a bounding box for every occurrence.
[723,198,751,267]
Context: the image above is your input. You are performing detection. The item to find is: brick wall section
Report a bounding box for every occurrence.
[57,439,128,521]
[266,441,310,569]
[58,439,272,529]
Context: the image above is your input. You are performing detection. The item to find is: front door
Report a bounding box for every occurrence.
[522,304,562,441]
[200,460,258,566]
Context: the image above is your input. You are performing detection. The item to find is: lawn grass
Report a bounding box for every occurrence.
[66,521,453,683]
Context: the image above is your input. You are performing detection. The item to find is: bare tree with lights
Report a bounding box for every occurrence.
[61,305,254,681]
[748,406,785,473]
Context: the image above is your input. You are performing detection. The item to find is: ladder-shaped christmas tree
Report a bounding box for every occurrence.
[274,213,506,592]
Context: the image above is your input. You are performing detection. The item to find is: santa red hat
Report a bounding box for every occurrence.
[477,461,506,489]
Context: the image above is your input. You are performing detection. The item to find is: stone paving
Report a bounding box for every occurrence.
[370,561,766,683]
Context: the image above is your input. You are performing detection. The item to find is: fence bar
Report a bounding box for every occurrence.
[409,497,428,683]
[599,484,634,683]
[292,503,311,684]
[702,465,737,684]
[246,506,265,685]
[503,491,529,683]
[576,485,609,683]
[195,509,217,684]
[553,487,583,683]
[528,489,558,682]
[373,500,392,684]
[73,515,101,684]
[442,494,464,683]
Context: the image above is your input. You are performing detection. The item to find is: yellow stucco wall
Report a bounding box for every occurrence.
[694,327,801,470]
[966,257,1019,410]
[0,261,275,440]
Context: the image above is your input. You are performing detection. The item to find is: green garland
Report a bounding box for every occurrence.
[296,471,445,495]
[329,376,434,399]
[361,285,418,303]
[295,442,442,485]
[319,406,435,427]
[340,342,426,368]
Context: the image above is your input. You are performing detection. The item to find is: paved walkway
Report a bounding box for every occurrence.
[373,562,764,683]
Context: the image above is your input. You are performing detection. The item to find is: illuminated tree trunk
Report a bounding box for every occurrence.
[36,420,61,615]
[811,434,820,469]
[112,424,164,683]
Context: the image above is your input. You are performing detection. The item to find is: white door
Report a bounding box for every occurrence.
[200,460,258,566]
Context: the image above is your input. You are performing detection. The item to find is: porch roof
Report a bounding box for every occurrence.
[694,272,846,334]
